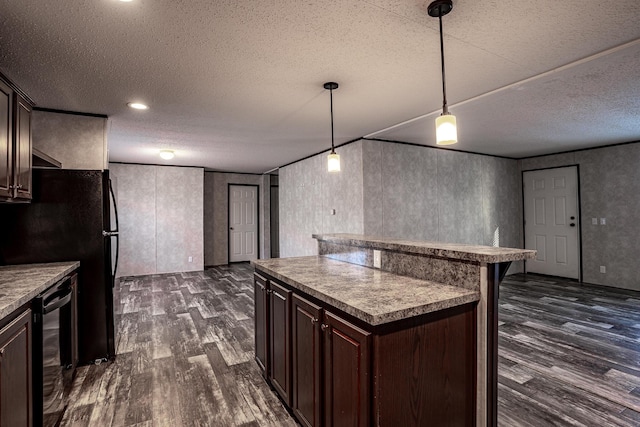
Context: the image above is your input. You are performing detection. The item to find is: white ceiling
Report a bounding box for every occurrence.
[1,0,639,173]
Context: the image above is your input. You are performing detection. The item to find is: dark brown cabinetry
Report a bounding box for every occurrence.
[255,271,476,427]
[254,273,269,375]
[13,94,32,200]
[323,312,370,427]
[0,308,33,427]
[269,280,292,406]
[292,294,323,427]
[0,74,33,202]
[0,79,13,199]
[291,294,371,427]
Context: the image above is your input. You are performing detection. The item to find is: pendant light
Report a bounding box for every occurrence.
[159,150,174,160]
[324,82,340,172]
[428,0,457,145]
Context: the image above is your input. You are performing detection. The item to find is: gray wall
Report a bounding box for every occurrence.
[110,163,204,277]
[204,172,271,266]
[280,139,523,272]
[520,142,640,291]
[32,110,108,170]
[280,141,365,257]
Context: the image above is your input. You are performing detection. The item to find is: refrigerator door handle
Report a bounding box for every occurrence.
[107,178,119,233]
[108,178,120,286]
[102,231,119,237]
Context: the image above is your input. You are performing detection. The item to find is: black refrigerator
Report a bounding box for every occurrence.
[0,169,119,364]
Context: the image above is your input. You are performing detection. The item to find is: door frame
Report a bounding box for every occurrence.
[521,165,583,281]
[270,184,279,258]
[227,183,260,263]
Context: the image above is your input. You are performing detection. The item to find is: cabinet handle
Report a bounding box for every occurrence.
[311,317,319,325]
[321,323,329,332]
[0,348,4,356]
[17,185,23,189]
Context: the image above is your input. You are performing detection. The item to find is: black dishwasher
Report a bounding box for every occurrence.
[32,274,78,427]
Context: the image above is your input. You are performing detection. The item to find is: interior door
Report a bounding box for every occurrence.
[523,166,580,279]
[229,184,258,262]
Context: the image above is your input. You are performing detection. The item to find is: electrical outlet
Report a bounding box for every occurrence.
[373,250,381,268]
[599,265,606,274]
[188,256,193,263]
[330,209,336,215]
[591,218,598,225]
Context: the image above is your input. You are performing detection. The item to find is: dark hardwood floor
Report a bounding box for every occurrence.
[60,263,296,427]
[59,265,640,426]
[498,274,640,426]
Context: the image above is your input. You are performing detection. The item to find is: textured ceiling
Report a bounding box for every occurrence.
[1,0,639,173]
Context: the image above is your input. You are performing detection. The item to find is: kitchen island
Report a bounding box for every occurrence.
[253,234,535,427]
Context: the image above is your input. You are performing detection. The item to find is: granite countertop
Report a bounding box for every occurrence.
[253,256,479,326]
[0,262,80,320]
[313,233,536,263]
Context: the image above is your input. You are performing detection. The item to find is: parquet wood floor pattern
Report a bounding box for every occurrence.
[59,265,640,426]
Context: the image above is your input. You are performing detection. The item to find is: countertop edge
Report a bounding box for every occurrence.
[313,233,536,263]
[253,259,479,326]
[0,262,80,321]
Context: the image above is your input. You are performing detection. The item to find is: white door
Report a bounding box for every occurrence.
[229,185,258,262]
[523,166,580,279]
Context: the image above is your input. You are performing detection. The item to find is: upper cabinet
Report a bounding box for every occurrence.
[0,74,33,202]
[0,79,13,199]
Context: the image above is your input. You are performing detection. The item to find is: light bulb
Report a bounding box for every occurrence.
[435,114,457,145]
[327,153,340,172]
[127,102,148,110]
[159,150,174,160]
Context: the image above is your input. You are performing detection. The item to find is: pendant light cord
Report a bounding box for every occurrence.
[330,87,336,153]
[439,11,449,115]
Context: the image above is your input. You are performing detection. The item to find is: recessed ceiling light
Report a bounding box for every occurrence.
[127,102,148,110]
[159,150,174,160]
[119,0,134,3]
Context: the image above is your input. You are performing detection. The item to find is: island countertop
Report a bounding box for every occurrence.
[252,256,479,326]
[314,233,536,263]
[0,262,80,320]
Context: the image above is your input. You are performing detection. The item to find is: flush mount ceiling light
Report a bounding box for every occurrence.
[127,102,148,110]
[159,150,174,160]
[428,0,457,145]
[324,82,340,173]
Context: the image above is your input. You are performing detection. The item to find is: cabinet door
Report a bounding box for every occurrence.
[13,93,32,200]
[0,79,12,199]
[323,312,370,427]
[254,273,269,375]
[291,294,322,427]
[269,281,292,406]
[0,309,33,427]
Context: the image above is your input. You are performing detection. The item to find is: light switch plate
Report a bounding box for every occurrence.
[600,218,606,225]
[591,218,598,225]
[373,250,381,268]
[600,265,606,273]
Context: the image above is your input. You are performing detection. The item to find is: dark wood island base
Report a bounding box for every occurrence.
[255,271,477,427]
[254,234,535,427]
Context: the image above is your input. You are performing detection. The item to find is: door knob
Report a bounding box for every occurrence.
[570,216,575,220]
[230,227,234,230]
[570,223,576,227]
